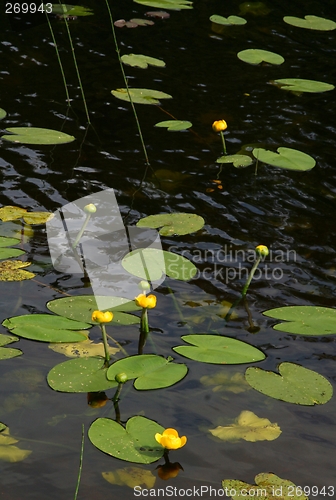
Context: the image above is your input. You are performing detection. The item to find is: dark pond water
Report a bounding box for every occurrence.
[0,0,336,498]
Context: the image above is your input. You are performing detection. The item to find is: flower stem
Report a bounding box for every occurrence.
[220,131,227,155]
[141,308,149,334]
[241,257,261,297]
[72,214,91,249]
[100,324,111,364]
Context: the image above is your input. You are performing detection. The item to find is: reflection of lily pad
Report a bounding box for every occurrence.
[245,362,333,405]
[209,410,281,442]
[210,15,247,26]
[121,54,165,69]
[0,260,35,281]
[223,473,308,500]
[263,306,336,335]
[273,78,334,93]
[112,88,172,105]
[103,467,156,488]
[133,0,193,10]
[283,15,336,31]
[155,120,192,131]
[137,213,204,236]
[216,154,253,168]
[2,127,75,145]
[238,49,284,65]
[253,147,315,171]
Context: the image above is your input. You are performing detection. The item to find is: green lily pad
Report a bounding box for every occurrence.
[263,306,336,335]
[0,347,22,360]
[155,120,192,131]
[273,78,334,93]
[223,473,309,500]
[2,314,90,342]
[0,236,25,260]
[107,355,188,389]
[47,295,140,326]
[283,15,336,31]
[245,362,333,405]
[216,154,253,168]
[210,15,247,26]
[121,54,165,69]
[137,213,205,236]
[0,260,35,281]
[48,4,94,16]
[2,127,75,145]
[0,333,19,346]
[133,0,193,10]
[112,88,172,105]
[122,248,197,281]
[253,147,315,171]
[88,416,165,463]
[237,49,284,65]
[47,357,118,392]
[173,334,265,364]
[0,109,7,120]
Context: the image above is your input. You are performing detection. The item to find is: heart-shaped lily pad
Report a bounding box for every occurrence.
[253,147,315,171]
[2,314,90,342]
[50,4,94,16]
[2,128,75,145]
[273,78,334,93]
[283,15,336,31]
[210,15,247,26]
[0,261,35,281]
[263,306,336,335]
[173,334,265,364]
[0,206,53,225]
[0,109,7,120]
[0,236,25,260]
[154,120,192,131]
[216,154,253,168]
[47,357,118,392]
[134,0,193,10]
[245,362,333,405]
[0,334,22,360]
[137,213,205,236]
[107,354,188,389]
[88,416,165,463]
[121,54,165,69]
[112,88,172,105]
[237,49,284,65]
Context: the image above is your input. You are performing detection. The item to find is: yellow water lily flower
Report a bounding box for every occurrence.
[212,120,227,132]
[91,310,113,323]
[135,294,157,309]
[155,428,187,450]
[255,245,269,257]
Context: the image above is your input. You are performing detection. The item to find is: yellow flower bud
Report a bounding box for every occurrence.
[255,245,269,257]
[84,203,97,214]
[212,120,227,133]
[134,294,157,309]
[155,428,187,450]
[91,310,113,323]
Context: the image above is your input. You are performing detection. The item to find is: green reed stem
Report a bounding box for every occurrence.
[220,131,227,155]
[73,424,85,500]
[241,256,261,297]
[104,0,150,165]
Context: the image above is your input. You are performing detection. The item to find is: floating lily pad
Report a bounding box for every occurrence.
[2,314,90,342]
[133,0,193,10]
[122,248,197,281]
[210,15,247,26]
[107,355,188,389]
[137,213,204,236]
[0,109,7,120]
[112,88,172,105]
[263,306,336,335]
[173,334,265,364]
[103,467,156,488]
[2,127,75,145]
[129,18,155,26]
[88,416,165,463]
[49,4,94,16]
[47,357,118,392]
[223,473,309,500]
[0,260,35,281]
[216,154,253,168]
[0,236,25,260]
[238,49,284,65]
[121,54,165,69]
[283,15,336,31]
[0,206,53,225]
[0,347,22,360]
[273,78,334,93]
[209,410,281,442]
[253,147,315,171]
[245,362,333,405]
[47,295,140,326]
[155,120,192,131]
[145,11,170,18]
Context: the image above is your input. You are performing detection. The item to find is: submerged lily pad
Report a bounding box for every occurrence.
[283,15,336,31]
[88,416,165,463]
[0,426,32,463]
[223,473,308,500]
[209,410,281,442]
[210,15,247,26]
[238,49,284,65]
[133,0,193,10]
[2,127,75,145]
[155,120,192,131]
[0,260,35,281]
[216,154,253,168]
[103,467,156,488]
[173,334,265,364]
[263,305,336,335]
[121,54,165,69]
[253,147,315,171]
[137,213,204,235]
[273,78,334,93]
[112,88,172,105]
[245,362,333,405]
[49,338,119,358]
